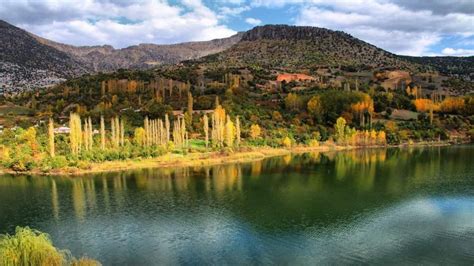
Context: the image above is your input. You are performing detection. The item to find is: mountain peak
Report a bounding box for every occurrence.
[241,24,349,42]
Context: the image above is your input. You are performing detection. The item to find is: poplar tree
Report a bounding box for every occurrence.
[48,118,55,157]
[159,119,164,146]
[115,117,121,147]
[83,119,89,151]
[235,116,241,147]
[211,105,226,147]
[144,116,150,147]
[120,118,125,146]
[203,114,209,148]
[111,118,116,149]
[69,113,82,155]
[100,115,105,150]
[88,117,93,150]
[165,114,170,143]
[225,115,235,147]
[187,91,193,119]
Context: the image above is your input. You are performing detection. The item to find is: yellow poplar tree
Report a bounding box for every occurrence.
[134,127,146,146]
[203,114,209,148]
[235,116,241,147]
[69,113,82,155]
[100,115,105,150]
[48,118,55,157]
[225,115,235,147]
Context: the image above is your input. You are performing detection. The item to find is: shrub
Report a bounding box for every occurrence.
[77,161,92,170]
[281,137,292,148]
[41,156,68,170]
[308,139,320,147]
[0,227,101,266]
[0,227,66,265]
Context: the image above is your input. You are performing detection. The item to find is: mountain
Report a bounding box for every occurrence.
[33,32,243,72]
[195,25,416,70]
[0,20,88,91]
[1,21,473,93]
[0,19,241,92]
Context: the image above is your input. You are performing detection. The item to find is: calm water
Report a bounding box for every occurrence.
[1,146,474,265]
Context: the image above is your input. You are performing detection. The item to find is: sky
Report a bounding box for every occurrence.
[1,0,473,56]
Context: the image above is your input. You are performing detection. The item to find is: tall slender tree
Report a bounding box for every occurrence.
[48,118,55,157]
[165,114,170,143]
[203,114,209,148]
[235,116,241,147]
[69,113,82,155]
[100,115,105,150]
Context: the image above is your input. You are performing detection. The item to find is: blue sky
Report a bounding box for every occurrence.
[1,0,473,56]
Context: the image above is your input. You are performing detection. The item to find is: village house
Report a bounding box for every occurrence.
[54,126,71,134]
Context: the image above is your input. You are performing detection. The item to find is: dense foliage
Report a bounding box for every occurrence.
[0,227,100,265]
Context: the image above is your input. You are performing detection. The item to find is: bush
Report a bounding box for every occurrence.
[308,139,320,147]
[41,156,68,170]
[281,137,292,148]
[9,155,36,172]
[0,227,101,265]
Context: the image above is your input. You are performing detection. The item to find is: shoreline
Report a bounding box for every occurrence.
[0,141,467,177]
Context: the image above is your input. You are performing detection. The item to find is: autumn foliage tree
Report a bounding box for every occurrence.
[285,93,301,111]
[440,97,465,114]
[48,118,55,157]
[250,124,261,139]
[351,94,374,127]
[69,113,82,155]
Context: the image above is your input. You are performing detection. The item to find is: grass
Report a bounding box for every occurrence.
[0,227,100,266]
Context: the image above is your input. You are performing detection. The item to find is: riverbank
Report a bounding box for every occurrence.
[0,140,465,176]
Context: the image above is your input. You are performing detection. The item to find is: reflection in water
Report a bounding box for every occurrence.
[102,177,110,213]
[72,179,86,222]
[51,180,59,220]
[0,146,473,264]
[28,147,471,224]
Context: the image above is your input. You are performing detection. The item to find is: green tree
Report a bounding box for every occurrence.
[334,117,347,144]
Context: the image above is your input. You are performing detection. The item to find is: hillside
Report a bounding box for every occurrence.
[0,19,241,92]
[403,55,474,78]
[195,25,416,70]
[34,33,243,72]
[0,20,88,91]
[2,21,473,93]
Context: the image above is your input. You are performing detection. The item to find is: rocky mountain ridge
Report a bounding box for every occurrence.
[1,21,473,93]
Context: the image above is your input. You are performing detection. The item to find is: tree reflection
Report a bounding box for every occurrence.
[0,145,471,231]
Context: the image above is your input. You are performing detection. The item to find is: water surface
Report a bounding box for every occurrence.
[1,145,473,265]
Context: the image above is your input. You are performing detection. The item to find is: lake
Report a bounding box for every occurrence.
[1,145,473,265]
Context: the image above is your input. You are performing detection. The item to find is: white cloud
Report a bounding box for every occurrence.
[219,6,251,17]
[245,17,262,26]
[441,48,474,56]
[250,0,305,8]
[1,0,237,48]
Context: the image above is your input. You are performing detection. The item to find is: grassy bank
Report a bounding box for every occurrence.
[0,140,462,176]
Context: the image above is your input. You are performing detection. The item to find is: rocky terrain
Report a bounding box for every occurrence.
[1,21,473,93]
[195,25,416,70]
[0,20,87,92]
[0,19,241,92]
[34,32,243,72]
